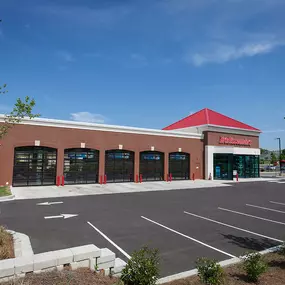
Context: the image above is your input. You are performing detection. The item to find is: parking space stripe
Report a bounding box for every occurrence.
[218,207,285,226]
[141,216,236,258]
[184,211,283,243]
[87,221,131,259]
[270,201,285,206]
[246,204,285,214]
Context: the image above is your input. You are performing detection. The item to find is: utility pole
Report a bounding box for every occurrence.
[276,138,282,176]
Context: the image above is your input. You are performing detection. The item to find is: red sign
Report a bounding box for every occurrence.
[219,136,252,146]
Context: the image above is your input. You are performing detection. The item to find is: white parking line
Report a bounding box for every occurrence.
[246,204,285,214]
[218,207,285,226]
[141,216,236,258]
[184,211,283,243]
[270,201,285,206]
[87,221,131,259]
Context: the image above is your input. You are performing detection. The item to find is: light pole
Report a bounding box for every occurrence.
[275,138,282,176]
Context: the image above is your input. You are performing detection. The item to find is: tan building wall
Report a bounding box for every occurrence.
[0,124,204,185]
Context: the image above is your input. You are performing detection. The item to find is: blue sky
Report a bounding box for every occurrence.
[0,0,285,149]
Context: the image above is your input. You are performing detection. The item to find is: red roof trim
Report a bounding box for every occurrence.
[163,108,261,132]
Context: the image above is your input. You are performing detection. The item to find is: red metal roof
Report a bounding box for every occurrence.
[163,108,261,132]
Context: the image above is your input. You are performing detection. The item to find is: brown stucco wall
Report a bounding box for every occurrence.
[204,131,259,148]
[0,124,204,185]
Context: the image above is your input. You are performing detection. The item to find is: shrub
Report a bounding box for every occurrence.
[196,258,224,285]
[121,246,159,285]
[278,242,285,256]
[242,252,267,282]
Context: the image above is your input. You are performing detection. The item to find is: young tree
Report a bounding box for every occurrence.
[270,152,277,164]
[0,84,40,139]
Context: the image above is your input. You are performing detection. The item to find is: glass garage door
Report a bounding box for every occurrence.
[64,148,99,184]
[13,146,57,186]
[105,150,134,182]
[169,152,190,180]
[140,151,164,181]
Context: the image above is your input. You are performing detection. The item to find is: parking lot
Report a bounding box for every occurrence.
[1,179,285,278]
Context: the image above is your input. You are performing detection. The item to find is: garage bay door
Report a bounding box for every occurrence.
[169,152,190,180]
[105,150,134,182]
[13,146,57,186]
[140,151,164,181]
[64,148,99,184]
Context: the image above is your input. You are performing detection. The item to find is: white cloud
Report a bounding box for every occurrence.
[187,41,283,66]
[70,112,106,123]
[56,50,75,62]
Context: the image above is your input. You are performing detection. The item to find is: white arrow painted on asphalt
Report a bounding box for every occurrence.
[37,201,63,206]
[44,214,78,220]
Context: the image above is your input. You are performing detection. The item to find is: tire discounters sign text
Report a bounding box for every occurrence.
[219,136,252,146]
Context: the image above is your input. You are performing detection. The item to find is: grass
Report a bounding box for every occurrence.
[0,186,11,197]
[0,226,14,260]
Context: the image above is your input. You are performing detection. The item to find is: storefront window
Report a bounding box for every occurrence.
[233,155,259,178]
[214,154,233,180]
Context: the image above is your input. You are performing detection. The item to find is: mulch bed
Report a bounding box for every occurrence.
[166,252,285,285]
[4,268,119,285]
[0,226,14,260]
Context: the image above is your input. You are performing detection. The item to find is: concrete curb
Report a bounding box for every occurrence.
[157,245,283,284]
[7,230,34,258]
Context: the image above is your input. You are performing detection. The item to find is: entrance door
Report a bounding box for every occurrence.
[213,153,233,180]
[64,148,99,184]
[140,151,164,181]
[13,146,57,186]
[169,152,190,180]
[105,150,134,182]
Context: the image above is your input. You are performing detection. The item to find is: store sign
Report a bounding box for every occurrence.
[219,136,252,146]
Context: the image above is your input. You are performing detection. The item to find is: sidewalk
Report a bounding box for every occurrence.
[11,180,230,200]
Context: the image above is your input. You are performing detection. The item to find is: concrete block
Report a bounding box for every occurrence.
[0,259,15,278]
[89,257,96,271]
[14,256,34,274]
[70,244,101,262]
[40,267,57,273]
[97,248,115,264]
[111,258,127,274]
[77,259,90,268]
[98,260,115,270]
[57,265,64,271]
[33,252,57,271]
[70,262,78,270]
[54,248,73,266]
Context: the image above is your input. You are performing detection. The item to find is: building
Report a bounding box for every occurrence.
[0,108,261,187]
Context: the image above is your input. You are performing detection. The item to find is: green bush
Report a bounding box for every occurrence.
[121,246,159,285]
[278,242,285,256]
[196,258,224,285]
[242,252,267,282]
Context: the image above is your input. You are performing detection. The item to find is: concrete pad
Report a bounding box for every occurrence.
[33,252,57,271]
[0,259,15,278]
[70,244,101,262]
[14,256,34,274]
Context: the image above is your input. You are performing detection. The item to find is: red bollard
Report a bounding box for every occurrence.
[192,173,195,181]
[139,174,143,183]
[169,173,172,182]
[99,175,103,185]
[104,174,107,184]
[56,176,60,186]
[61,176,65,186]
[135,174,139,183]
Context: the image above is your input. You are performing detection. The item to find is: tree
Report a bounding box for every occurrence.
[281,149,285,160]
[271,152,277,164]
[0,84,40,139]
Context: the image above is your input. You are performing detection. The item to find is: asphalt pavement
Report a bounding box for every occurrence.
[1,180,285,277]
